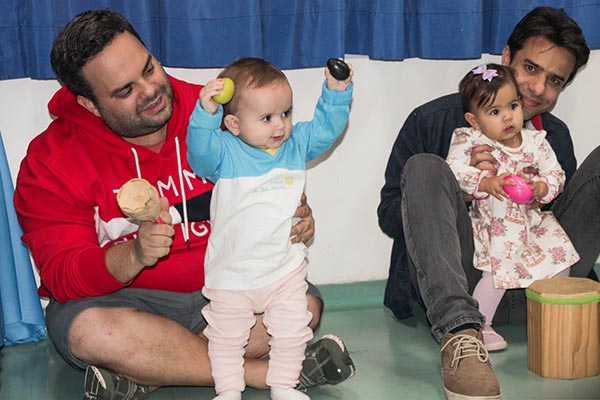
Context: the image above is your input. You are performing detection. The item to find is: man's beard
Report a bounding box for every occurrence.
[96,82,174,139]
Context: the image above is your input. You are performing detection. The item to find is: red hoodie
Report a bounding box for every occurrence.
[14,76,214,303]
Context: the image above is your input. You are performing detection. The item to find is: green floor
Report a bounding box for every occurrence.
[1,279,600,400]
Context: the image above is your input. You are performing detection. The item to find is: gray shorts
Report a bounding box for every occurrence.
[45,283,322,370]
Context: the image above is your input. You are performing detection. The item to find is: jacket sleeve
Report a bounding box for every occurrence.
[186,101,226,182]
[541,113,576,187]
[14,148,127,303]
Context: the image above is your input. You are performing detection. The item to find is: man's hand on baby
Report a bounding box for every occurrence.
[531,181,549,201]
[291,193,315,244]
[470,144,497,175]
[522,165,540,177]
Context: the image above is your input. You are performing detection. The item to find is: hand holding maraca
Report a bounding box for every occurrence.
[325,58,353,91]
[116,178,175,269]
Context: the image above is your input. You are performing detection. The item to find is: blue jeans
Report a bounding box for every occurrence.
[401,148,600,341]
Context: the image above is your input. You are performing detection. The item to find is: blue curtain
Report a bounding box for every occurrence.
[1,0,599,81]
[0,132,47,347]
[345,0,600,60]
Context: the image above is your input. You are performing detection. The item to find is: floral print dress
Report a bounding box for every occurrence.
[447,127,580,289]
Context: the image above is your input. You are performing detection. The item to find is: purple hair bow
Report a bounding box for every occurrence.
[472,64,498,82]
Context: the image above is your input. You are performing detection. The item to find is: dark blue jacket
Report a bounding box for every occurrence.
[377,92,577,320]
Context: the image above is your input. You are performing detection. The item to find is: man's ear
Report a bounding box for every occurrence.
[224,114,240,136]
[465,112,479,130]
[76,95,101,117]
[501,45,512,66]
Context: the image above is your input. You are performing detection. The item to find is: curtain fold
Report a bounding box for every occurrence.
[346,0,487,60]
[150,0,346,70]
[1,0,599,81]
[0,132,47,346]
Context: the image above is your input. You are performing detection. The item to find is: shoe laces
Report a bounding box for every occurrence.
[441,334,489,367]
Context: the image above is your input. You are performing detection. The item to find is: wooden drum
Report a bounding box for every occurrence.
[526,277,600,379]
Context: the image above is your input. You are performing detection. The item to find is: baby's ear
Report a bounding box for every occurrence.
[464,112,479,130]
[224,114,240,136]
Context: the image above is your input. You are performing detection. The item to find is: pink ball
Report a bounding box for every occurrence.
[503,175,533,204]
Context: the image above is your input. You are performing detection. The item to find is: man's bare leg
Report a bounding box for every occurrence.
[71,294,323,389]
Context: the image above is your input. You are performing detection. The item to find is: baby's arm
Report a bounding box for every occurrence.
[186,90,227,182]
[298,67,354,161]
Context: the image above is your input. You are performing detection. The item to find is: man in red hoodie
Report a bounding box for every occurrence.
[14,10,355,400]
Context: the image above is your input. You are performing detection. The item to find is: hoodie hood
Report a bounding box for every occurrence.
[47,75,190,164]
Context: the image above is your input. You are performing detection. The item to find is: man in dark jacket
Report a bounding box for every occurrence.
[378,7,596,400]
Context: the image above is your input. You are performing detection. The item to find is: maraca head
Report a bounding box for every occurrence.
[327,58,350,80]
[503,174,533,204]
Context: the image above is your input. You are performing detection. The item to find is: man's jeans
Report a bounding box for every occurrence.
[400,148,600,341]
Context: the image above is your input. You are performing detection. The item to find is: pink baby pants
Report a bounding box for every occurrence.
[202,262,313,394]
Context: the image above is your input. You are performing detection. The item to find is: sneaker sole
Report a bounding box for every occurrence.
[84,366,107,399]
[444,387,502,400]
[320,334,356,379]
[83,365,149,400]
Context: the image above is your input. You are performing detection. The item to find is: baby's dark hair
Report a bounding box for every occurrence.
[459,63,520,113]
[218,57,289,115]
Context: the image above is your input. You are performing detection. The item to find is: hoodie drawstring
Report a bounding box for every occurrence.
[130,144,191,249]
[175,137,191,249]
[131,147,142,179]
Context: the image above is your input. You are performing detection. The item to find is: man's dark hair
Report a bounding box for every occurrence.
[50,9,144,100]
[507,7,590,84]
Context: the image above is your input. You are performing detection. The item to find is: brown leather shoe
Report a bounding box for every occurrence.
[440,328,501,400]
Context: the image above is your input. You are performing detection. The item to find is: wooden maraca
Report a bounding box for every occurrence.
[117,178,164,223]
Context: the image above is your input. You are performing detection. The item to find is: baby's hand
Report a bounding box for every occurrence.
[531,180,549,200]
[479,173,511,201]
[325,59,354,91]
[199,78,224,115]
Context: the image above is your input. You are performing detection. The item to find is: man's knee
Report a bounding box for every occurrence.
[404,153,447,180]
[68,307,135,362]
[402,154,455,194]
[577,145,600,175]
[68,307,108,360]
[402,154,460,206]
